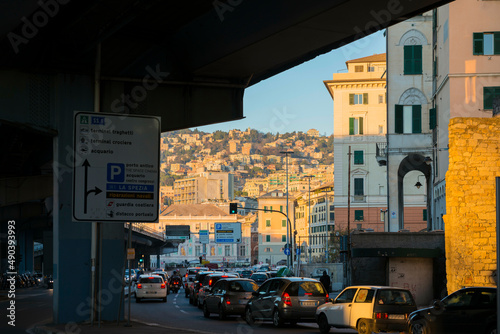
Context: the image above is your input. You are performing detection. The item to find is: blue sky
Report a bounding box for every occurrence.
[194,30,386,136]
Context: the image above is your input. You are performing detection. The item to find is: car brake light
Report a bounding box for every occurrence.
[148,277,155,280]
[161,283,166,289]
[226,297,231,305]
[282,292,292,306]
[137,284,142,289]
[305,293,312,295]
[325,293,329,303]
[375,313,388,319]
[209,279,212,286]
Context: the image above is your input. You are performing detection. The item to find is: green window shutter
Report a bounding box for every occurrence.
[354,178,364,196]
[414,45,422,74]
[354,151,364,164]
[494,32,500,55]
[473,32,484,55]
[282,219,286,227]
[395,105,404,133]
[484,87,499,109]
[429,108,437,130]
[282,235,286,242]
[264,206,267,212]
[266,219,271,227]
[280,205,283,212]
[423,209,428,221]
[266,235,270,242]
[349,94,354,105]
[404,46,412,74]
[354,210,364,221]
[359,117,364,135]
[349,117,354,135]
[412,105,422,133]
[363,93,368,104]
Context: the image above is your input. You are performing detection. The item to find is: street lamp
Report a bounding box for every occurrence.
[303,175,314,264]
[281,150,294,268]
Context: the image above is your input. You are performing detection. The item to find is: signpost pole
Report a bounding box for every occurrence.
[126,222,132,327]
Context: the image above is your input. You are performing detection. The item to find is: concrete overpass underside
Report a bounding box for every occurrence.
[0,0,452,323]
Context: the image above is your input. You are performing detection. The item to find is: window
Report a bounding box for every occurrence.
[266,235,271,242]
[349,117,364,135]
[404,45,422,75]
[354,210,364,221]
[282,219,286,227]
[484,87,500,109]
[355,65,363,72]
[473,32,500,55]
[280,205,283,212]
[423,209,428,221]
[354,150,364,165]
[429,108,437,130]
[355,289,375,303]
[395,105,421,134]
[266,219,271,227]
[354,178,364,196]
[282,235,286,242]
[349,93,368,105]
[240,245,246,257]
[264,206,268,212]
[368,66,375,72]
[378,94,384,104]
[225,245,231,256]
[195,246,201,256]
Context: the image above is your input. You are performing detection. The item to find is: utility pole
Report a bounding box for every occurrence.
[281,150,294,268]
[347,146,352,285]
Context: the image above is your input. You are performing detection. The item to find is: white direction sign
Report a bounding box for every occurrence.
[214,223,241,243]
[72,112,160,222]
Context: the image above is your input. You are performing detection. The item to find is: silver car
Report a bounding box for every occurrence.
[245,277,329,327]
[203,278,259,320]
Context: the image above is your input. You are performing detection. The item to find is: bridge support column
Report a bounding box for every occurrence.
[53,73,124,323]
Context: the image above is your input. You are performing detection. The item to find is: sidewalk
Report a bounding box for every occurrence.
[30,319,215,334]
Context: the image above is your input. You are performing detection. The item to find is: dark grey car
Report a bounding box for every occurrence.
[245,277,329,327]
[203,278,259,320]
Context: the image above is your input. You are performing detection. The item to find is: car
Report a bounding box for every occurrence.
[189,271,215,305]
[151,271,170,294]
[250,272,269,286]
[197,273,238,308]
[245,277,329,327]
[316,285,417,334]
[184,267,205,296]
[203,278,259,320]
[240,270,253,279]
[135,274,167,303]
[407,287,497,334]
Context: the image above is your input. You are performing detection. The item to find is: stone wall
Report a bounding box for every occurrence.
[444,118,499,293]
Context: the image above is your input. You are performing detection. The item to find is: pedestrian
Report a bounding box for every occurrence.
[319,270,331,292]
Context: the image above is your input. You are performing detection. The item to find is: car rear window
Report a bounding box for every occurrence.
[139,277,163,283]
[228,281,259,292]
[285,281,326,297]
[251,274,267,280]
[377,289,415,306]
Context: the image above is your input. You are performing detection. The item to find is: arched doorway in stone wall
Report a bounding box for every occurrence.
[397,154,432,230]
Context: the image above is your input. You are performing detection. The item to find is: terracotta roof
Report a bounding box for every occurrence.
[346,53,386,63]
[160,204,229,217]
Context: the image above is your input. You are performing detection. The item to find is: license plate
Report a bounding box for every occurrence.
[388,314,405,320]
[301,301,317,307]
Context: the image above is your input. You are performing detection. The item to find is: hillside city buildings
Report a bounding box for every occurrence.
[154,0,500,269]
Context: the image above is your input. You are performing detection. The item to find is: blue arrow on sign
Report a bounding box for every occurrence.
[296,248,301,255]
[284,248,291,255]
